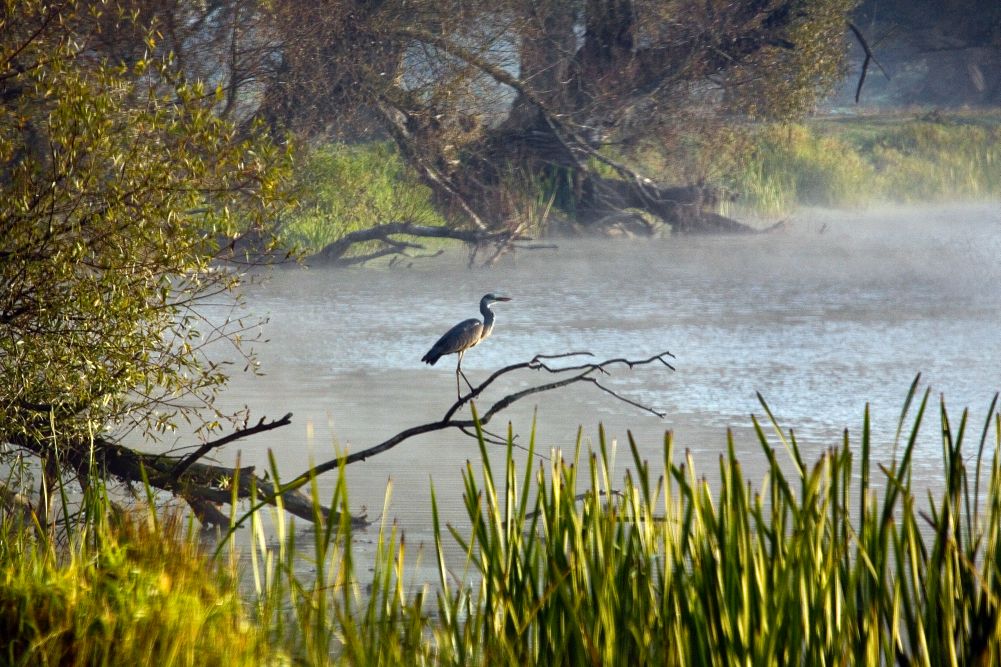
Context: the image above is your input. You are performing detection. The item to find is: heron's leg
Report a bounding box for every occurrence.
[456,351,475,395]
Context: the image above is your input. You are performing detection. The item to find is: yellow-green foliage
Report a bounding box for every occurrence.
[1,2,291,445]
[732,114,1001,215]
[283,142,444,252]
[0,511,284,667]
[865,121,1001,200]
[738,124,874,215]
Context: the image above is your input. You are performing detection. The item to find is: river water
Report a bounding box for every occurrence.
[210,203,1000,565]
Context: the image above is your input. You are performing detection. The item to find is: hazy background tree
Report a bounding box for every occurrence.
[103,0,857,234]
[847,0,1001,106]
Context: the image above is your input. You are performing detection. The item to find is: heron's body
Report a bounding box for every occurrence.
[422,293,511,395]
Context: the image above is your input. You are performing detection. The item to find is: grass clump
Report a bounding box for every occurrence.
[0,502,283,666]
[282,142,444,253]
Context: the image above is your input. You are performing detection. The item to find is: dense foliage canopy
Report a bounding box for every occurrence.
[1,1,289,458]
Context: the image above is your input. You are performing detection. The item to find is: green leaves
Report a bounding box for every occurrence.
[1,2,290,450]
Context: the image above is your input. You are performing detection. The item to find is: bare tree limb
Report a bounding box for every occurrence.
[169,412,293,483]
[275,351,674,495]
[4,351,673,533]
[211,350,674,544]
[849,21,891,103]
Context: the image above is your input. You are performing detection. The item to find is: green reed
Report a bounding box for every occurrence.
[3,382,1001,665]
[425,388,1001,665]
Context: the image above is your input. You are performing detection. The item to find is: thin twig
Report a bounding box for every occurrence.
[169,412,293,482]
[848,22,890,103]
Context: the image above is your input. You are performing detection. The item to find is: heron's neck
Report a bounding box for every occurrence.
[480,301,496,337]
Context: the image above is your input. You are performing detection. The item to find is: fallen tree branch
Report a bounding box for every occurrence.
[218,351,675,537]
[309,220,539,266]
[3,351,673,532]
[350,350,673,468]
[1,427,368,528]
[169,412,293,483]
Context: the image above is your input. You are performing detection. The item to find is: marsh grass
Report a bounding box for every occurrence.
[4,384,1001,665]
[731,113,1001,216]
[0,479,283,666]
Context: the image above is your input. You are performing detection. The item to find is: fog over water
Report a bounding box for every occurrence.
[211,203,1000,555]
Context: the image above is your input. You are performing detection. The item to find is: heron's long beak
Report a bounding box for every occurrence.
[495,296,512,302]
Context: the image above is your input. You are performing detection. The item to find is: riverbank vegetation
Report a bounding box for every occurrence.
[5,389,1001,664]
[283,111,1001,252]
[5,2,1001,663]
[729,112,1001,216]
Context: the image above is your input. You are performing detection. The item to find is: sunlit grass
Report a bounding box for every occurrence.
[732,113,1001,216]
[4,384,1001,664]
[282,141,445,254]
[0,494,283,665]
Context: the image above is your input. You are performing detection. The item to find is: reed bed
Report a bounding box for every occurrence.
[4,382,1001,665]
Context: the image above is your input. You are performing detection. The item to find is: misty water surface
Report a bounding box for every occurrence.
[210,203,1000,555]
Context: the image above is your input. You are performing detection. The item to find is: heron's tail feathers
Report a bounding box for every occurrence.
[421,350,441,365]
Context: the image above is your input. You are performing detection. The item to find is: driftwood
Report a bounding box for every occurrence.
[306,189,749,269]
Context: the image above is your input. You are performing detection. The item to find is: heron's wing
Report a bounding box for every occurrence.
[422,318,484,363]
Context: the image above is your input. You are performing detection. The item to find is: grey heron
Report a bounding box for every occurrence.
[421,293,512,397]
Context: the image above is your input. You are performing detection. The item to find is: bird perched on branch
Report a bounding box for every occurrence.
[422,293,512,397]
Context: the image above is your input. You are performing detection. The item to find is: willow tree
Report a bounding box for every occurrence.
[0,1,290,518]
[151,0,856,235]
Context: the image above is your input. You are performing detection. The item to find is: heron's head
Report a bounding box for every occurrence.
[482,293,512,304]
